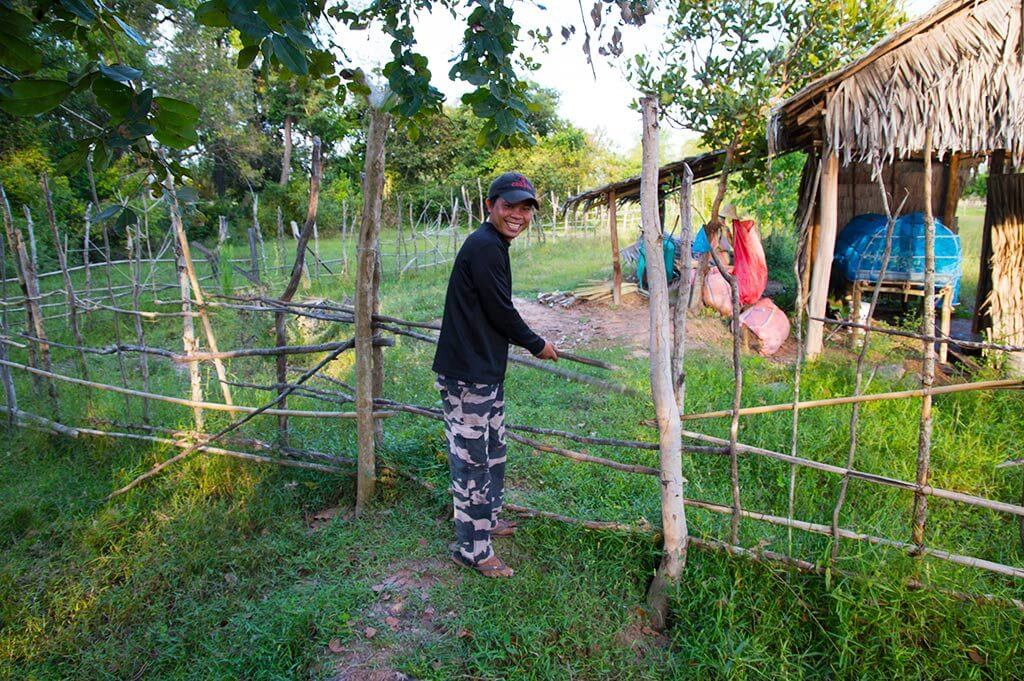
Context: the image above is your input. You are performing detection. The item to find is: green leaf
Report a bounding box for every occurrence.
[55,142,92,175]
[111,15,146,46]
[0,35,41,73]
[95,204,122,221]
[152,96,200,149]
[59,0,97,22]
[229,9,271,39]
[98,63,142,83]
[266,0,302,20]
[115,207,138,229]
[282,23,314,50]
[236,44,260,69]
[0,7,34,37]
[92,77,132,118]
[195,1,231,27]
[271,34,307,75]
[0,79,72,116]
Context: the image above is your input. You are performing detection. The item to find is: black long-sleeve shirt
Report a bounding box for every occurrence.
[432,222,546,383]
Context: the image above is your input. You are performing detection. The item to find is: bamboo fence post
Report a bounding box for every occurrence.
[709,245,743,546]
[247,227,261,285]
[218,215,228,246]
[0,183,40,376]
[171,216,204,431]
[289,221,311,286]
[22,205,38,273]
[340,202,349,277]
[276,206,285,270]
[639,95,688,630]
[130,218,151,423]
[371,243,384,445]
[0,212,16,427]
[99,220,133,413]
[40,174,88,380]
[164,177,233,409]
[312,221,321,281]
[275,137,323,441]
[830,158,901,563]
[672,164,693,412]
[356,107,390,514]
[609,190,622,305]
[83,205,92,317]
[787,156,821,556]
[913,124,937,549]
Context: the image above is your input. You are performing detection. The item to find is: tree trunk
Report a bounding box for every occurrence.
[690,138,738,311]
[280,114,293,186]
[639,96,688,630]
[355,106,391,515]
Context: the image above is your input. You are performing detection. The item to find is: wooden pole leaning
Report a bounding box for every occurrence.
[639,95,688,630]
[0,210,17,427]
[165,177,234,411]
[355,106,391,515]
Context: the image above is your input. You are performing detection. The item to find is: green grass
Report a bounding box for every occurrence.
[956,202,985,315]
[1,228,1023,679]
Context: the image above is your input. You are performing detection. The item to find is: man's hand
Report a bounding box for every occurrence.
[537,340,559,361]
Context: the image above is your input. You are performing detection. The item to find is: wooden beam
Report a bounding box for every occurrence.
[609,189,621,304]
[942,153,961,229]
[806,151,839,359]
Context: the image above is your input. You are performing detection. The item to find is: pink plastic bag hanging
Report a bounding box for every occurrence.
[703,265,733,317]
[732,219,767,306]
[739,297,790,356]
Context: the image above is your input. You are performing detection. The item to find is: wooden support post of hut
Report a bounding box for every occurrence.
[608,189,622,304]
[806,151,839,360]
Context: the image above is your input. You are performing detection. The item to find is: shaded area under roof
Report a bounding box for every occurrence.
[561,150,725,215]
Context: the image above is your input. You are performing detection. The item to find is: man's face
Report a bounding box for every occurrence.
[486,197,534,241]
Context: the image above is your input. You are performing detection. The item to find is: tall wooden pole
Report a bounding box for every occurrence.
[673,164,694,412]
[355,106,391,515]
[276,138,323,441]
[913,125,937,548]
[609,190,622,304]
[639,95,688,630]
[806,150,840,359]
[0,200,16,427]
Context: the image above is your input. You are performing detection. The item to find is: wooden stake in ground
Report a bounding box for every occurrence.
[130,218,151,423]
[0,211,17,427]
[171,213,204,431]
[355,104,391,515]
[609,189,622,305]
[639,95,688,630]
[40,174,88,380]
[275,137,323,441]
[165,177,234,410]
[83,205,92,325]
[912,124,937,548]
[0,183,40,376]
[672,163,694,412]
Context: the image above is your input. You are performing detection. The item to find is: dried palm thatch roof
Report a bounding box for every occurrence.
[561,150,724,215]
[770,0,1024,165]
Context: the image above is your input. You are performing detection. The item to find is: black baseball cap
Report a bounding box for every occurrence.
[487,172,539,209]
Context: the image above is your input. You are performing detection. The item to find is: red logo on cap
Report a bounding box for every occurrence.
[510,177,532,189]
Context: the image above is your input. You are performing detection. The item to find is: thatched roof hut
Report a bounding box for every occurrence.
[769,0,1024,369]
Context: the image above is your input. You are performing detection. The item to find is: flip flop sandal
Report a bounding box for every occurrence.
[450,551,514,578]
[491,519,518,537]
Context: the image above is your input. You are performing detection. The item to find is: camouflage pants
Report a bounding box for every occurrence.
[436,374,506,565]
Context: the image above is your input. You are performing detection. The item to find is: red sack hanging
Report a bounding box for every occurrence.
[732,219,767,306]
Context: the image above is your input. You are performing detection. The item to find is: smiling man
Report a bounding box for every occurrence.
[433,171,559,578]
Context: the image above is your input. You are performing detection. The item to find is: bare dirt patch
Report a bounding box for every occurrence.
[328,557,457,681]
[515,292,751,361]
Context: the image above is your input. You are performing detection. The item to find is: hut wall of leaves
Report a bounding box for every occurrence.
[770,0,1024,372]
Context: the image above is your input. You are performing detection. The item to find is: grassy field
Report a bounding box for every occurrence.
[956,202,985,316]
[1,225,1023,679]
